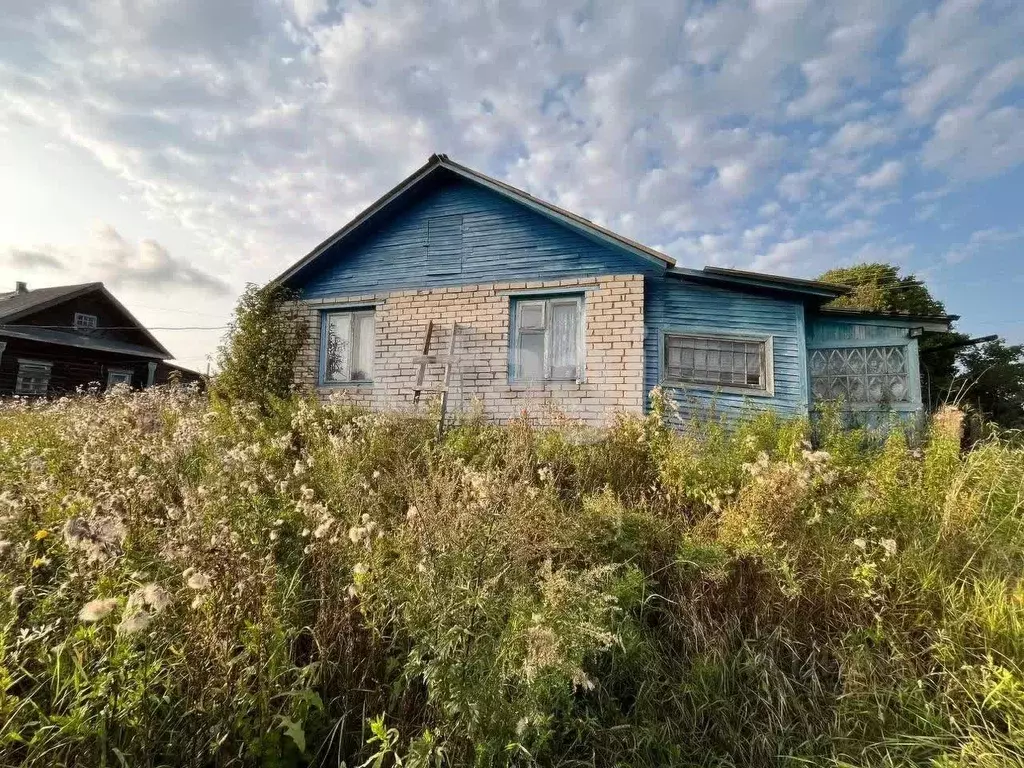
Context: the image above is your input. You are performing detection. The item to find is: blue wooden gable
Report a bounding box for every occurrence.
[294,174,663,299]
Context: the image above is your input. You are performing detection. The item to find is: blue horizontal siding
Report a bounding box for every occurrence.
[807,319,910,346]
[297,178,659,298]
[645,277,809,421]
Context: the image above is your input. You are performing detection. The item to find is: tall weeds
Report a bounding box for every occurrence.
[1,388,1022,767]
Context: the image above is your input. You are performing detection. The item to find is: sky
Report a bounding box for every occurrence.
[1,0,1022,371]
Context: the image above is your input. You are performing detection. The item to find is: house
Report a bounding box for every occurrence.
[0,281,204,396]
[276,154,955,427]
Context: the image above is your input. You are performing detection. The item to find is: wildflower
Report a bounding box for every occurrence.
[32,557,50,568]
[353,562,369,577]
[79,598,118,622]
[372,470,381,480]
[880,539,897,557]
[301,528,310,538]
[314,519,333,539]
[9,586,26,606]
[406,505,419,524]
[117,611,152,636]
[33,529,50,541]
[186,571,211,590]
[348,526,364,544]
[141,584,171,613]
[853,538,867,551]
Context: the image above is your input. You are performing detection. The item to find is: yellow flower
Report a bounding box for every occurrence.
[32,557,51,568]
[33,529,50,541]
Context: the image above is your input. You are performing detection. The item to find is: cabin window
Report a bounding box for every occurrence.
[322,309,375,384]
[510,296,584,382]
[663,333,773,394]
[107,369,133,388]
[74,313,98,330]
[809,345,910,404]
[15,359,52,396]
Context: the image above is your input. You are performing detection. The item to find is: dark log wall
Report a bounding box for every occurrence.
[0,337,156,396]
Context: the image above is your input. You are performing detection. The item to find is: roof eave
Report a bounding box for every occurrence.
[667,267,845,302]
[816,306,958,333]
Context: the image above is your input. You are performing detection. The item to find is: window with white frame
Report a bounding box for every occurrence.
[74,313,98,330]
[663,333,773,394]
[15,359,52,396]
[107,369,133,388]
[322,309,375,383]
[510,295,584,382]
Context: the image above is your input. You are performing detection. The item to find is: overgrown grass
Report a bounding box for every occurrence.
[1,387,1022,767]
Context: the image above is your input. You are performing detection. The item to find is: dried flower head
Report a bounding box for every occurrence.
[117,611,152,636]
[186,571,211,590]
[79,598,118,622]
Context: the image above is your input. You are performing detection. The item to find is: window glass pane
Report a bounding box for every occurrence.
[325,313,352,382]
[809,345,910,404]
[664,335,767,391]
[351,313,375,381]
[518,301,545,330]
[517,331,545,381]
[549,301,579,379]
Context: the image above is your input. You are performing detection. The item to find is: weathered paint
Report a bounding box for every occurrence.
[644,277,809,421]
[298,176,660,299]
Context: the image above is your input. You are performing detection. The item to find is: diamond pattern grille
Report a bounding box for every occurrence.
[810,345,910,404]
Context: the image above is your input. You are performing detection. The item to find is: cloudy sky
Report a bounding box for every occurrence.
[2,0,1022,369]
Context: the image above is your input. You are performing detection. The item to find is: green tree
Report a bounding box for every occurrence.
[955,339,1024,430]
[214,282,309,407]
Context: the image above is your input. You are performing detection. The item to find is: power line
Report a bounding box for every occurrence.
[1,324,228,331]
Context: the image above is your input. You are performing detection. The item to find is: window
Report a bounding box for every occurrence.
[663,333,772,393]
[15,359,52,396]
[510,296,583,382]
[809,345,910,404]
[74,313,98,330]
[107,369,133,388]
[322,309,375,383]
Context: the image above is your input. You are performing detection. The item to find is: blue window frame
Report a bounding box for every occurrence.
[509,295,584,382]
[320,308,375,385]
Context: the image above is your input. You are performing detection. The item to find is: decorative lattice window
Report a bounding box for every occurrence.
[809,345,910,403]
[663,333,772,393]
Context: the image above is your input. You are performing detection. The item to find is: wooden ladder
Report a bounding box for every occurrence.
[412,319,460,438]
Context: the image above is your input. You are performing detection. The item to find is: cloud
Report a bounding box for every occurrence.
[3,224,231,296]
[856,160,904,189]
[0,0,1020,357]
[944,227,1024,264]
[8,249,64,271]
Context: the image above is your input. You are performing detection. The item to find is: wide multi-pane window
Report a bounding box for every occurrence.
[810,345,910,403]
[663,333,772,393]
[510,296,583,382]
[322,309,375,383]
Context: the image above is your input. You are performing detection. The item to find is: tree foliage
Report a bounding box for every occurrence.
[213,282,309,407]
[957,339,1024,430]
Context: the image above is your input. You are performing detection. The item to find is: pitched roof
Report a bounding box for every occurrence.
[276,154,676,285]
[0,282,172,358]
[0,283,101,322]
[0,326,169,360]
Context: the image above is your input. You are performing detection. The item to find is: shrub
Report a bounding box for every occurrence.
[1,389,1023,766]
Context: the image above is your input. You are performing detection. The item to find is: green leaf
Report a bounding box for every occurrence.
[279,716,306,754]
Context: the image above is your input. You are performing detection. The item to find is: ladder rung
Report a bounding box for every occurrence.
[412,387,448,394]
[412,355,457,364]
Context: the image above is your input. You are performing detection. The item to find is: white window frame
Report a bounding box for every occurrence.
[509,295,585,383]
[320,308,376,385]
[15,359,52,396]
[106,369,133,388]
[74,313,98,330]
[661,331,775,397]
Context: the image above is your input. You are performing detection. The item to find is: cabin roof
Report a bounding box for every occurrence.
[0,282,172,358]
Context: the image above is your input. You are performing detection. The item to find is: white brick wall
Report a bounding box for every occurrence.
[288,275,645,427]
